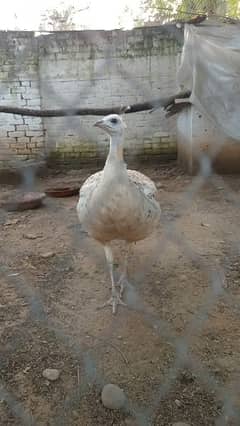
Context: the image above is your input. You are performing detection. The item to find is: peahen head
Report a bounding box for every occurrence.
[94,114,126,136]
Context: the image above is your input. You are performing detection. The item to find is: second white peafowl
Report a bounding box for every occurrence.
[77,114,161,314]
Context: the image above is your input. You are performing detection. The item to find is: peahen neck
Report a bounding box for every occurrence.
[105,133,124,166]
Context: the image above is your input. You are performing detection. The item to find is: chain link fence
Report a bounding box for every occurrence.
[0,18,240,426]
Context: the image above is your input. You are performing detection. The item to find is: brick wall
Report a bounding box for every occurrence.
[0,27,182,168]
[0,32,44,168]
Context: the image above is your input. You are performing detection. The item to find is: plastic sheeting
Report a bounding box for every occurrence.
[177,22,240,140]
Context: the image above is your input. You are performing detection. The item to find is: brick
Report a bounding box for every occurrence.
[15,154,30,160]
[23,117,43,125]
[26,99,41,107]
[20,81,31,87]
[55,53,69,61]
[15,125,29,131]
[10,87,26,95]
[24,88,40,97]
[7,131,25,138]
[143,142,152,148]
[153,131,169,137]
[16,148,31,154]
[26,130,44,137]
[0,71,9,80]
[15,137,31,143]
[26,142,37,149]
[25,126,43,132]
[30,137,44,143]
[35,141,45,148]
[0,130,8,138]
[166,137,177,144]
[13,115,25,123]
[8,142,18,149]
[29,81,40,88]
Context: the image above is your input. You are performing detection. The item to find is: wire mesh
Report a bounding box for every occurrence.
[0,20,240,426]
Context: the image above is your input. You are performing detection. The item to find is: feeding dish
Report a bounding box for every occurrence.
[2,192,46,212]
[45,185,79,198]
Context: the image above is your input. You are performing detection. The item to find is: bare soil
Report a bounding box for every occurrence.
[1,163,240,426]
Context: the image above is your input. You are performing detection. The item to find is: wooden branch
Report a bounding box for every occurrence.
[0,90,191,118]
[165,101,191,117]
[178,14,207,25]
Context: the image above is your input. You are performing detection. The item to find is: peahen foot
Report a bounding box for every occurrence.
[97,288,126,315]
[117,273,128,298]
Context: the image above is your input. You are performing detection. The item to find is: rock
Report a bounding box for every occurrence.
[42,368,60,381]
[125,418,138,426]
[216,356,236,372]
[201,222,210,227]
[172,423,190,426]
[23,233,42,240]
[41,251,55,259]
[101,383,126,410]
[23,366,31,374]
[4,219,20,226]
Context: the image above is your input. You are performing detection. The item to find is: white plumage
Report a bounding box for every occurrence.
[77,114,161,314]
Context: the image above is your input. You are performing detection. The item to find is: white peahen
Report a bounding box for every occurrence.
[77,114,161,314]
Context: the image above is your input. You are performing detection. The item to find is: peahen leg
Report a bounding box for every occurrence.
[98,245,126,314]
[117,243,131,298]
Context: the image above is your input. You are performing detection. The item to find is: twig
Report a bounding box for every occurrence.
[106,341,129,365]
[77,365,80,386]
[92,337,129,365]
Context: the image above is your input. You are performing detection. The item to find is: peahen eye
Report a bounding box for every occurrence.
[110,118,118,124]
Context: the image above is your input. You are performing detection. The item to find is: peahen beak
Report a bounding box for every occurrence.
[94,119,104,128]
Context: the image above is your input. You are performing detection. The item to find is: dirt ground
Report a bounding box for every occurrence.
[1,162,240,426]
